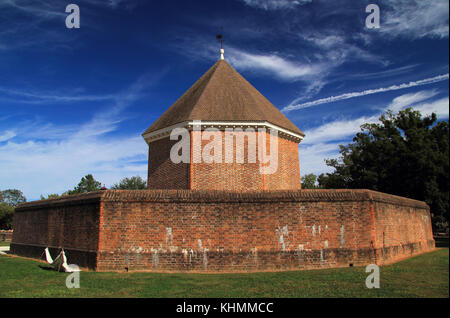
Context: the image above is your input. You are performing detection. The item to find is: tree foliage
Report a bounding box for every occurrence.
[40,175,103,199]
[40,193,64,200]
[67,174,102,195]
[318,108,449,231]
[0,189,25,230]
[111,176,147,190]
[1,189,26,206]
[0,203,14,230]
[301,173,319,189]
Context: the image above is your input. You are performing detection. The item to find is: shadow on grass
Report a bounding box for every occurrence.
[38,265,56,271]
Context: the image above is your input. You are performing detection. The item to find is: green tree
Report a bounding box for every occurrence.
[40,193,64,200]
[67,174,102,195]
[111,176,147,190]
[301,173,319,189]
[1,189,26,206]
[0,203,14,230]
[318,108,449,231]
[0,189,26,230]
[317,155,353,189]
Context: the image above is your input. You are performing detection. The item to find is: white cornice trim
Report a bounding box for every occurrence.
[142,121,304,144]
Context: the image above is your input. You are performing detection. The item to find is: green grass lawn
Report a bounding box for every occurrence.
[0,249,448,298]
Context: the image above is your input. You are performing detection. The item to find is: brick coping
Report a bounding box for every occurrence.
[15,189,428,211]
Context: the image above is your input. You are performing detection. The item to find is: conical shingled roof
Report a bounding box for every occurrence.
[143,59,304,136]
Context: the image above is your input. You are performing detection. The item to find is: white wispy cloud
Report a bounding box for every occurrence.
[380,0,449,39]
[409,97,449,118]
[175,38,329,83]
[107,0,128,8]
[0,87,117,104]
[0,0,137,16]
[346,65,419,81]
[302,90,448,146]
[0,74,155,200]
[387,90,439,112]
[242,0,312,10]
[0,0,65,18]
[300,142,339,176]
[0,0,141,51]
[301,115,379,145]
[72,74,152,139]
[0,132,147,200]
[283,74,449,112]
[227,48,324,81]
[217,43,382,87]
[301,33,387,66]
[0,130,16,142]
[173,19,386,95]
[299,91,449,176]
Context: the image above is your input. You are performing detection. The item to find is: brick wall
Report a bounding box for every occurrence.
[262,132,301,190]
[372,198,435,264]
[95,190,434,271]
[148,137,190,189]
[149,131,301,191]
[190,130,265,191]
[10,192,102,269]
[10,189,433,272]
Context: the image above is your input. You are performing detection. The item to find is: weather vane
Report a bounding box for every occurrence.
[216,27,224,60]
[216,34,223,49]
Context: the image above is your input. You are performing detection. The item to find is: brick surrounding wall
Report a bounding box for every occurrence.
[149,131,301,191]
[10,189,434,272]
[372,200,435,264]
[10,192,102,269]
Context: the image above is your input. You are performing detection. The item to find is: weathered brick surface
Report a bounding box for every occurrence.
[149,131,301,191]
[10,192,102,269]
[10,189,434,272]
[372,200,435,264]
[262,132,301,190]
[148,137,190,189]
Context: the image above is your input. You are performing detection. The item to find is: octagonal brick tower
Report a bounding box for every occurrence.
[142,51,305,191]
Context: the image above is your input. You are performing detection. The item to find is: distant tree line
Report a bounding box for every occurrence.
[39,175,148,200]
[302,109,449,233]
[0,176,147,229]
[0,189,26,229]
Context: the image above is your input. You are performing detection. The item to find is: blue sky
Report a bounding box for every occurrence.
[0,0,448,200]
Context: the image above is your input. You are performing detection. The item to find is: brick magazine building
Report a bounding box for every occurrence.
[10,52,435,272]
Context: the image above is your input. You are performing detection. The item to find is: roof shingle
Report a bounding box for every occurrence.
[143,59,304,136]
